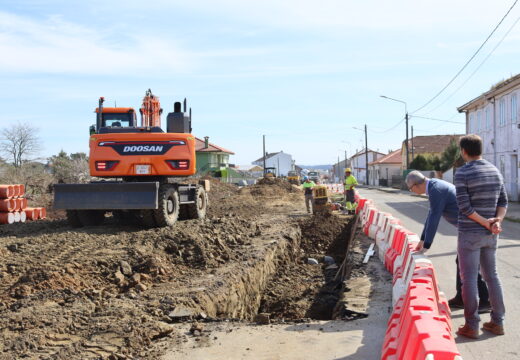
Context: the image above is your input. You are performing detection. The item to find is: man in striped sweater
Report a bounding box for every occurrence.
[455,134,507,339]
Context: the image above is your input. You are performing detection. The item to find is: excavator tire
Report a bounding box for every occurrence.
[77,210,105,226]
[154,185,180,227]
[66,210,83,228]
[187,186,208,219]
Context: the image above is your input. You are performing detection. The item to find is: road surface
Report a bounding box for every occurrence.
[358,188,520,360]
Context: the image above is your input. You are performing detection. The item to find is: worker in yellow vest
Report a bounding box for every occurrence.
[344,168,358,214]
[302,176,316,214]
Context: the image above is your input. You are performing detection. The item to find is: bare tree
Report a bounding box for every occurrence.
[0,123,42,167]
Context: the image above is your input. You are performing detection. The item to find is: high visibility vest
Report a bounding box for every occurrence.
[302,181,316,194]
[344,175,358,190]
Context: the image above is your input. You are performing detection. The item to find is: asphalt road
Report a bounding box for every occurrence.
[357,188,520,360]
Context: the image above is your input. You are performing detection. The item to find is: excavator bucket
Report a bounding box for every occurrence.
[54,182,159,210]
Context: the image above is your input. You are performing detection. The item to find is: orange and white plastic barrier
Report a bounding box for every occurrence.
[325,183,345,194]
[354,195,462,360]
[0,184,46,224]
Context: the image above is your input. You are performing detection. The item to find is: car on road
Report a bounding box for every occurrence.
[307,171,320,183]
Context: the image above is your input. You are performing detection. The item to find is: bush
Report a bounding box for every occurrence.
[48,151,89,184]
[410,154,432,170]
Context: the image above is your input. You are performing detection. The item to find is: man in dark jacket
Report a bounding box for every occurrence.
[405,170,489,312]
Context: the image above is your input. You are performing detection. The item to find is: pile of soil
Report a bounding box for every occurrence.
[0,178,303,359]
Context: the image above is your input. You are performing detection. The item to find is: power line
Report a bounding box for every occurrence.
[420,14,520,115]
[410,115,465,124]
[411,0,519,114]
[370,117,406,133]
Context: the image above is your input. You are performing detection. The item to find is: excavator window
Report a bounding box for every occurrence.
[103,114,132,127]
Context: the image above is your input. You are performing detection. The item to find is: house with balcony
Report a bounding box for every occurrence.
[195,136,234,176]
[458,73,520,201]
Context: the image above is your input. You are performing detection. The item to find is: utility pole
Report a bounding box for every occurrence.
[262,135,266,176]
[411,126,414,161]
[379,95,408,169]
[405,112,410,169]
[364,124,369,185]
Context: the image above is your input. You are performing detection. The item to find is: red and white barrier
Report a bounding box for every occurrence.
[355,196,462,360]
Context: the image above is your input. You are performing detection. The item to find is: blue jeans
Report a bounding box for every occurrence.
[458,231,505,330]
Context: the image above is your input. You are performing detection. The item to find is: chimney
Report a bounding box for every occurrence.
[204,136,209,149]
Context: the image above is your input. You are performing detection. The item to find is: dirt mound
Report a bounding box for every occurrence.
[245,178,300,198]
[0,177,306,359]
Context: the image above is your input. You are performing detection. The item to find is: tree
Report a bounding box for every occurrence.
[440,140,462,172]
[48,150,90,183]
[409,154,431,170]
[0,122,42,167]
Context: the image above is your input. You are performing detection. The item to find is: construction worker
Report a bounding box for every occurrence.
[344,168,358,214]
[302,176,316,214]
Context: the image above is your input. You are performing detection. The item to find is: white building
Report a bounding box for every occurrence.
[368,149,402,187]
[458,74,520,201]
[252,151,294,176]
[349,149,385,185]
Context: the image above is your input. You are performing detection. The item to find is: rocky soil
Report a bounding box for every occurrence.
[0,178,354,359]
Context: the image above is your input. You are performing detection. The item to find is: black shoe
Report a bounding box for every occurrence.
[478,302,491,314]
[448,297,464,309]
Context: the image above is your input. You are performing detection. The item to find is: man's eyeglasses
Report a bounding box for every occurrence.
[408,183,416,192]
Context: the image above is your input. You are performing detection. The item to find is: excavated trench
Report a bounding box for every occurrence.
[176,213,358,323]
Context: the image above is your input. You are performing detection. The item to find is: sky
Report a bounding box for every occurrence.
[1,0,519,166]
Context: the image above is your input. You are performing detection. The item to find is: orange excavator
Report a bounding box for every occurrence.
[54,89,208,228]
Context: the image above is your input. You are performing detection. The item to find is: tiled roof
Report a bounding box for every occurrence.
[195,137,235,154]
[458,73,520,111]
[405,135,464,154]
[369,149,401,165]
[253,152,280,163]
[350,148,386,159]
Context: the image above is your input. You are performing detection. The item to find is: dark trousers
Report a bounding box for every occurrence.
[455,256,489,304]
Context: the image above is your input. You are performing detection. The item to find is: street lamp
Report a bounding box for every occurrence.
[352,125,369,185]
[380,95,409,169]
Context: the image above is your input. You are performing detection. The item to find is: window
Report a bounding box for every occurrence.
[486,107,491,129]
[499,98,506,126]
[512,94,518,123]
[477,111,481,132]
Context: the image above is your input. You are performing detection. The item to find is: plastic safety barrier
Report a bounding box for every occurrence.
[355,196,462,360]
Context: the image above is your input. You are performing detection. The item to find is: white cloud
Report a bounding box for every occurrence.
[0,11,192,75]
[155,0,518,31]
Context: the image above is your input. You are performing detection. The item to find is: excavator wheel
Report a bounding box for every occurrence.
[154,185,180,227]
[66,210,83,228]
[187,186,208,219]
[77,210,106,226]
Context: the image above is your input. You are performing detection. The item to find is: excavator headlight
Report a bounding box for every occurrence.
[95,160,119,171]
[166,160,190,170]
